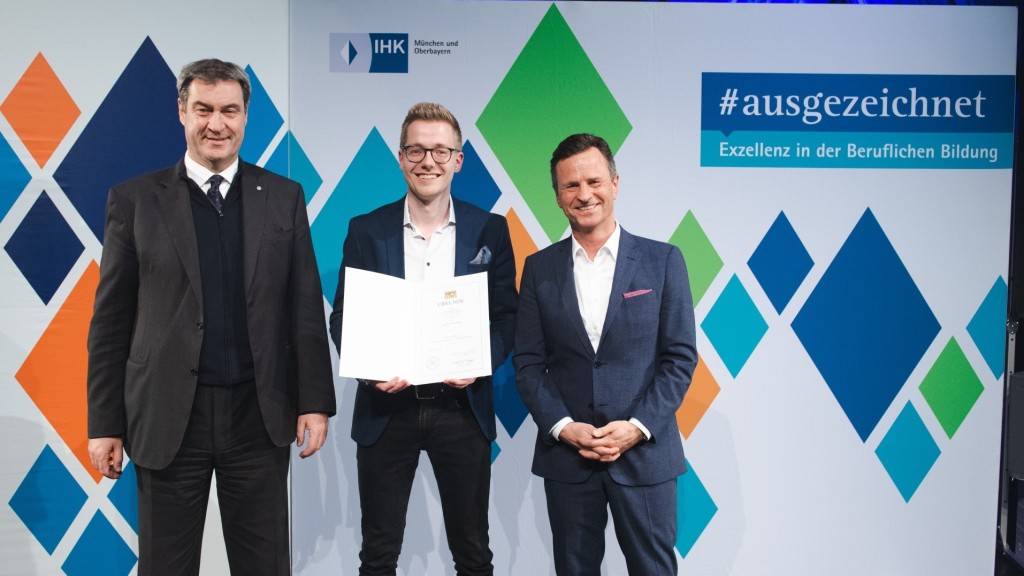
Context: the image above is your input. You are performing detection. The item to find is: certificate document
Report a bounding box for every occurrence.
[338,267,491,385]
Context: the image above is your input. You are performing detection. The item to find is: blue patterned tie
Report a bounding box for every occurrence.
[207,174,225,212]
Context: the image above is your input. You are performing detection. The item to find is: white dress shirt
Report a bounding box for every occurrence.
[403,197,456,282]
[551,223,651,442]
[184,155,239,200]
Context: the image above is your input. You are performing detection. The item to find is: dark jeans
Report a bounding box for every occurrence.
[135,383,290,576]
[356,387,493,576]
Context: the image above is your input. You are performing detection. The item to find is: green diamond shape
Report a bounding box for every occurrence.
[669,211,723,307]
[919,337,984,439]
[477,4,632,243]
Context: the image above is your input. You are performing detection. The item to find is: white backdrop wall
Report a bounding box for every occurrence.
[0,1,1015,575]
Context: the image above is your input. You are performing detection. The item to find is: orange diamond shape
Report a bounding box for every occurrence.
[506,207,539,292]
[676,355,719,439]
[1,53,81,168]
[17,262,100,482]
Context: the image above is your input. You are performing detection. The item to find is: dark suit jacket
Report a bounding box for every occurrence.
[514,228,697,486]
[87,160,337,470]
[329,197,517,446]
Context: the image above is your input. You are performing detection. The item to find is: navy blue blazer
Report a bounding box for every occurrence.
[329,197,518,445]
[514,228,697,486]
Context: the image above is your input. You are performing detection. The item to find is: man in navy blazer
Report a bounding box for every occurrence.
[329,102,517,576]
[515,133,697,575]
[87,59,336,575]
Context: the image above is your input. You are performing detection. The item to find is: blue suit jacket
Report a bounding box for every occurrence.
[329,197,518,446]
[514,228,697,486]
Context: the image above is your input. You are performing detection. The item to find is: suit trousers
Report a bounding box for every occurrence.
[135,382,290,576]
[544,470,678,576]
[356,387,493,576]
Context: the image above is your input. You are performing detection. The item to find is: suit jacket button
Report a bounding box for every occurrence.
[190,368,198,376]
[196,322,204,329]
[594,360,603,368]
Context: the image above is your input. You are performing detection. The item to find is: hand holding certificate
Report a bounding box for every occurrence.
[338,268,491,385]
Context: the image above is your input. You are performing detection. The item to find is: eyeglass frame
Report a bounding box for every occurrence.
[400,145,461,164]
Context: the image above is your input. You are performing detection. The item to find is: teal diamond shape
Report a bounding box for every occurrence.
[677,459,717,558]
[702,275,768,377]
[477,4,631,243]
[311,127,405,303]
[265,131,323,205]
[875,402,940,502]
[967,277,1007,379]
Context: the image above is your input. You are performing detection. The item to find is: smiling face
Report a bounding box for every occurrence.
[179,79,247,173]
[554,146,619,239]
[399,119,463,207]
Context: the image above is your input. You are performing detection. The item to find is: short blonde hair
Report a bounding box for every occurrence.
[400,102,463,148]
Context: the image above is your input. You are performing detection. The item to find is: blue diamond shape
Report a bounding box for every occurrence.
[967,277,1007,379]
[491,440,501,464]
[54,37,183,242]
[62,511,137,576]
[9,445,87,554]
[677,459,717,558]
[451,140,501,212]
[107,461,138,533]
[5,191,84,304]
[702,275,768,377]
[748,212,813,314]
[265,131,323,205]
[0,133,31,223]
[792,209,940,442]
[493,354,529,437]
[875,402,940,502]
[239,65,284,166]
[312,127,406,303]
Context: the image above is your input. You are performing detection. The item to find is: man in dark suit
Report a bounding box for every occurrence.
[86,59,336,576]
[514,133,697,575]
[329,102,517,576]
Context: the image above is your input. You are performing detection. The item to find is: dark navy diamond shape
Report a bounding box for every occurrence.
[107,461,138,533]
[62,512,137,576]
[239,65,284,166]
[8,445,87,554]
[54,37,184,242]
[792,209,940,442]
[452,140,501,212]
[5,191,84,304]
[0,132,32,224]
[748,212,813,314]
[493,353,528,437]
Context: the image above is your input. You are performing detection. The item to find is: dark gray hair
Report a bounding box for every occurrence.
[177,59,251,109]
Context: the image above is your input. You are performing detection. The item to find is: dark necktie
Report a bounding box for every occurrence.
[207,174,225,212]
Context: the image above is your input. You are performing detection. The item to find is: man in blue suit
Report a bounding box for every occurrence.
[329,102,517,576]
[515,133,697,575]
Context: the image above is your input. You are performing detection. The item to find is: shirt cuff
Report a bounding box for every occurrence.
[629,417,651,441]
[550,417,574,441]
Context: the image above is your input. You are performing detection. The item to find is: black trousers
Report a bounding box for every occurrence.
[135,383,290,576]
[356,387,493,576]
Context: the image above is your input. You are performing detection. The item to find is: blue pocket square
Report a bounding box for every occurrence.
[469,246,491,265]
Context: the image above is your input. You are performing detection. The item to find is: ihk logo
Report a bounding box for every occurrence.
[330,33,408,73]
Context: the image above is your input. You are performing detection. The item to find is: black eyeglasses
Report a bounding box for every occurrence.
[401,145,460,164]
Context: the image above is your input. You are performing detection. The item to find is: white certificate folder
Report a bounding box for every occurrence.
[338,267,492,385]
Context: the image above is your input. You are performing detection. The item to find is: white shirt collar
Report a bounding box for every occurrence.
[184,155,240,193]
[571,221,620,262]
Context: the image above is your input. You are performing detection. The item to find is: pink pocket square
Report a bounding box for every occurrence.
[623,289,652,299]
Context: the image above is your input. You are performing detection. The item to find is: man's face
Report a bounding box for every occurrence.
[179,79,247,173]
[554,146,619,236]
[399,120,463,205]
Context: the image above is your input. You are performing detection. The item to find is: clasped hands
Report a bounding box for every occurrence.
[559,421,644,463]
